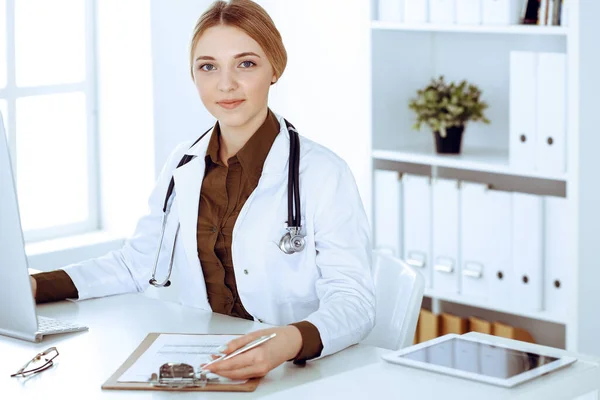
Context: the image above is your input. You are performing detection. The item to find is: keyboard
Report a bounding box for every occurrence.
[37,316,89,335]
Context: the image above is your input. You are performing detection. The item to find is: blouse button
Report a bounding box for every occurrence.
[211,227,217,233]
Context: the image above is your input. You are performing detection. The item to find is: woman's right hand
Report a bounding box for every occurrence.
[30,276,37,299]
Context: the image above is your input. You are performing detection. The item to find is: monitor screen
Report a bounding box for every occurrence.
[397,338,559,379]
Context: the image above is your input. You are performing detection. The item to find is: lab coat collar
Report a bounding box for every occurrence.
[181,112,291,177]
[183,125,214,159]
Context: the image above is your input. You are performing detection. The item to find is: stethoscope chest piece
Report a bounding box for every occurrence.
[279,227,306,254]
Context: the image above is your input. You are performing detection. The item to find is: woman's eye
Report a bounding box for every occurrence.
[240,60,256,68]
[199,64,215,71]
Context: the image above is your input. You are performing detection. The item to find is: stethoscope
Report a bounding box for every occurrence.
[149,119,305,288]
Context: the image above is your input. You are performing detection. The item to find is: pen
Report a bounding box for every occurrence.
[201,333,277,371]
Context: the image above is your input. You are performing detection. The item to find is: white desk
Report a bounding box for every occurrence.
[0,293,386,399]
[1,294,599,400]
[262,332,600,400]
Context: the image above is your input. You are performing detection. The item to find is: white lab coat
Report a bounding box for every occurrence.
[63,113,375,358]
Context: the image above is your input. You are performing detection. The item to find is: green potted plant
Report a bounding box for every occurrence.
[409,76,490,154]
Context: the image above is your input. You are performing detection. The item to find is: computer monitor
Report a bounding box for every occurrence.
[0,112,41,341]
[0,112,87,342]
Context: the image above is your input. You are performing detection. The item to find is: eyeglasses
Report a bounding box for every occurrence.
[11,347,59,378]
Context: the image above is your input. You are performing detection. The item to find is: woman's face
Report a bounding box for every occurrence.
[192,25,276,130]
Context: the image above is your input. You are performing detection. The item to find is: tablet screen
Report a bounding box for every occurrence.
[398,338,559,379]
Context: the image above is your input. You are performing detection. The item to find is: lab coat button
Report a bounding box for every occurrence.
[244,269,249,275]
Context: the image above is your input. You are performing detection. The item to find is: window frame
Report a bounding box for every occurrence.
[0,0,100,242]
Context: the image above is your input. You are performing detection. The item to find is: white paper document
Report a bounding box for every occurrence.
[118,334,246,384]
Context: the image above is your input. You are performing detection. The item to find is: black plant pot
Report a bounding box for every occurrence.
[434,125,464,154]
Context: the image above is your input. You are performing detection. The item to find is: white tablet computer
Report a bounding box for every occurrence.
[381,334,577,388]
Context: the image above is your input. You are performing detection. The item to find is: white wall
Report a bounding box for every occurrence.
[148,0,373,218]
[96,0,155,236]
[149,0,214,177]
[575,0,600,356]
[258,0,372,217]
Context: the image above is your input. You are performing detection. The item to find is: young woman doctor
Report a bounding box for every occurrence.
[30,0,375,380]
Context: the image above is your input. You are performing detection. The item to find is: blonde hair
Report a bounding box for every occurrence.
[189,0,287,83]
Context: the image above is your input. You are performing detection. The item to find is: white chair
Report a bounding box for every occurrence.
[362,250,425,350]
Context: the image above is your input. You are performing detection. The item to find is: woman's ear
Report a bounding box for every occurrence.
[271,74,277,85]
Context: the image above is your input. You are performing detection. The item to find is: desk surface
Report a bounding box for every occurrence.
[263,332,600,400]
[0,293,386,400]
[1,294,599,400]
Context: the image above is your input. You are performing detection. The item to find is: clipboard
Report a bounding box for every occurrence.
[101,333,262,392]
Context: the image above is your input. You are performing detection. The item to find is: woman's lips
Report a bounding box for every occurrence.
[217,100,245,110]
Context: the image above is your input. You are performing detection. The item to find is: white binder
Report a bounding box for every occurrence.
[404,0,428,23]
[512,193,544,311]
[460,182,489,299]
[432,178,460,295]
[456,0,481,25]
[481,0,522,25]
[374,170,402,257]
[509,51,538,171]
[483,187,513,306]
[402,174,432,288]
[377,0,404,22]
[560,0,568,27]
[536,52,567,175]
[544,196,570,317]
[538,0,549,25]
[429,0,456,24]
[460,183,512,303]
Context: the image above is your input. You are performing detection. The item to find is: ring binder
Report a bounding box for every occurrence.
[434,262,454,274]
[462,263,483,279]
[407,252,426,269]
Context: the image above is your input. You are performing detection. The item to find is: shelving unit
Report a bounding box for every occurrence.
[371,21,568,36]
[372,145,567,181]
[370,3,582,352]
[423,287,565,325]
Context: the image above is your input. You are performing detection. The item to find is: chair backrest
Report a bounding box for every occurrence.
[362,250,425,350]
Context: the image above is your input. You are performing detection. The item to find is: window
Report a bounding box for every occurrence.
[0,0,98,242]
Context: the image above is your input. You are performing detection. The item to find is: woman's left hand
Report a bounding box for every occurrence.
[205,326,303,380]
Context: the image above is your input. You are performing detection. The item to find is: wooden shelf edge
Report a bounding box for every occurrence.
[424,288,566,325]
